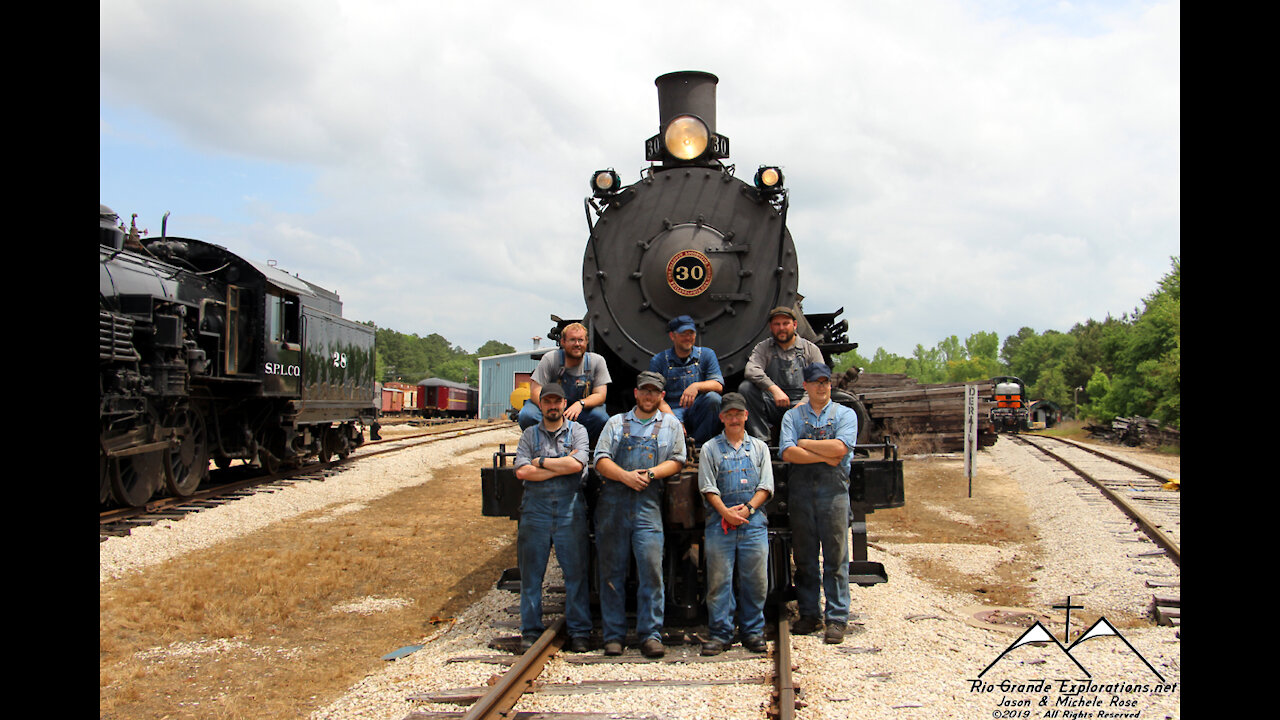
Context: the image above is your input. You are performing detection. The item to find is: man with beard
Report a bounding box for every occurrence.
[697,392,773,656]
[518,322,611,447]
[513,383,592,653]
[592,371,687,658]
[738,306,826,441]
[648,314,724,443]
[779,362,859,644]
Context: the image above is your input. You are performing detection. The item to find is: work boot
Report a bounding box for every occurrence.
[640,637,666,658]
[701,639,726,656]
[791,616,823,635]
[603,641,623,656]
[568,636,590,653]
[743,635,768,653]
[824,622,846,644]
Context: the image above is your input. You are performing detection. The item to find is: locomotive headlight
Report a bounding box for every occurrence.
[664,115,710,161]
[754,165,784,191]
[592,169,621,196]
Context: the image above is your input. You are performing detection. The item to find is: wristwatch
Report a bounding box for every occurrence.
[537,457,545,469]
[647,470,656,481]
[744,504,756,517]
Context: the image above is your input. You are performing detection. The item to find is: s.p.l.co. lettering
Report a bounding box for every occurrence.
[265,362,301,376]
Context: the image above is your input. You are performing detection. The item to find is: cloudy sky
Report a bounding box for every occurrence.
[100,0,1179,360]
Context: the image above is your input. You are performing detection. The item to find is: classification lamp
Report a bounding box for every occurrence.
[754,165,784,193]
[591,169,621,196]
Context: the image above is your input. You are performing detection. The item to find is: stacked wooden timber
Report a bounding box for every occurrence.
[1086,415,1180,449]
[834,371,998,452]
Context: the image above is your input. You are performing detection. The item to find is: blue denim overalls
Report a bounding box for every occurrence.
[787,406,851,626]
[517,421,592,641]
[595,414,667,645]
[703,436,769,643]
[658,347,723,443]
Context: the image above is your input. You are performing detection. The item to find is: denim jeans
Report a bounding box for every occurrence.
[517,474,592,640]
[704,514,768,641]
[671,391,723,444]
[788,463,850,625]
[594,423,666,644]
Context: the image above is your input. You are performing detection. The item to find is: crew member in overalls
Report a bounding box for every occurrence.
[739,306,826,441]
[779,362,859,645]
[592,371,687,658]
[513,383,592,653]
[697,392,773,656]
[648,314,724,443]
[518,322,611,448]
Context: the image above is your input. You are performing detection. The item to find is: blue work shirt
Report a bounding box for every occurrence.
[778,400,859,476]
[648,346,724,407]
[515,420,591,482]
[593,409,687,470]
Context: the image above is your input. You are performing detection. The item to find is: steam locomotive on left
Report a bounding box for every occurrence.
[99,204,378,507]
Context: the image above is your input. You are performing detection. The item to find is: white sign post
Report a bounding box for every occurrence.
[964,383,978,497]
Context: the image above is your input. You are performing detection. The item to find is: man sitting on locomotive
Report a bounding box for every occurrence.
[779,362,858,645]
[648,314,724,444]
[512,383,592,653]
[518,322,611,448]
[698,392,773,656]
[738,306,826,441]
[592,371,687,658]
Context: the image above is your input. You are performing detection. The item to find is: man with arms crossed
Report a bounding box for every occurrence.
[779,362,858,644]
[513,383,592,653]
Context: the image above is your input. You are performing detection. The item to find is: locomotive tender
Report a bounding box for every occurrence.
[483,72,904,623]
[100,206,378,507]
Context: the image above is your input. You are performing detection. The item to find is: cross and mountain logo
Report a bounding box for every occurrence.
[977,597,1166,682]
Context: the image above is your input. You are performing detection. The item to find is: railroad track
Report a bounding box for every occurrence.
[1008,433,1180,626]
[400,609,800,720]
[100,420,515,539]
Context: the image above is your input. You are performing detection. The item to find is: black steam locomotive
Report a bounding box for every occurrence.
[100,205,378,507]
[483,72,904,624]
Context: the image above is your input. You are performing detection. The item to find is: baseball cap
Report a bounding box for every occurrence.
[635,371,666,390]
[540,382,567,399]
[768,306,797,321]
[668,315,696,333]
[720,392,747,412]
[803,362,832,382]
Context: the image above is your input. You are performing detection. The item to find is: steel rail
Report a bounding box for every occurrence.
[770,617,797,720]
[1011,435,1180,566]
[461,617,565,720]
[1027,433,1178,483]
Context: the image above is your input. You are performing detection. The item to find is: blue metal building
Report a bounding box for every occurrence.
[477,349,544,420]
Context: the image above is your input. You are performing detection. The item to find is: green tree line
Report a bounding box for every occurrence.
[367,323,514,386]
[833,257,1179,429]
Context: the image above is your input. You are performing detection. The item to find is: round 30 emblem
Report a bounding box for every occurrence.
[665,250,713,297]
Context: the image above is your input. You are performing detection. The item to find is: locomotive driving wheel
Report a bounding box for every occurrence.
[110,452,165,508]
[165,409,209,497]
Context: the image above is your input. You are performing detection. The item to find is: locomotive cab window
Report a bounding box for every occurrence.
[267,293,301,349]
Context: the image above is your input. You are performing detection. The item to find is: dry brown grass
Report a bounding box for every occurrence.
[100,457,517,719]
[871,454,1042,610]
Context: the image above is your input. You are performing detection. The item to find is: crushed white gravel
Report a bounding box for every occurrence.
[309,439,1181,720]
[100,429,1180,719]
